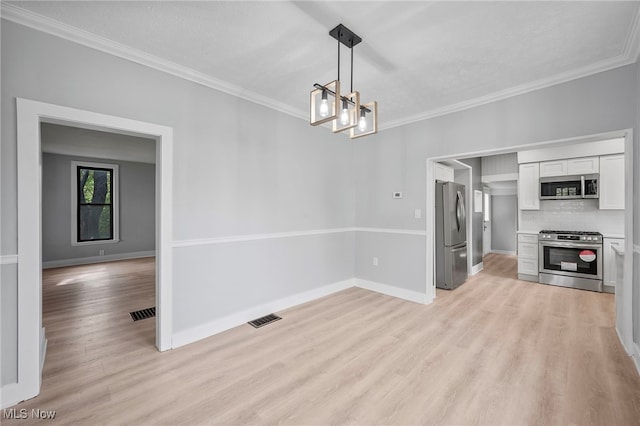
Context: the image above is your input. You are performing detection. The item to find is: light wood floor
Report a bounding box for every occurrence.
[5,254,640,425]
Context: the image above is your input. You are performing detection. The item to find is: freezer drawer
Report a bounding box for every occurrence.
[436,243,468,290]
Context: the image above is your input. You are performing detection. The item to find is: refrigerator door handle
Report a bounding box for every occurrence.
[456,191,464,232]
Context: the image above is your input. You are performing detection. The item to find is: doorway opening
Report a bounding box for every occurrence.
[425,129,634,356]
[15,98,173,405]
[40,122,158,380]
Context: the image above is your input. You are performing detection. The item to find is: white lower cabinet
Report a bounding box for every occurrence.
[603,237,624,293]
[517,233,539,281]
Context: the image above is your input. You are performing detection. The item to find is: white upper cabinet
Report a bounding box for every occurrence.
[539,160,567,177]
[539,156,599,177]
[599,154,625,210]
[567,156,599,175]
[518,163,540,210]
[434,163,454,182]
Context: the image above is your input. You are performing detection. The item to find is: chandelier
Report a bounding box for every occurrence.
[310,24,378,139]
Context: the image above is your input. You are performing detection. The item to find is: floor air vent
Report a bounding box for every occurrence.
[130,307,156,322]
[248,313,281,328]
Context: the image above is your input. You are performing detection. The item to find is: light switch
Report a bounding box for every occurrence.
[373,257,379,266]
[414,208,422,219]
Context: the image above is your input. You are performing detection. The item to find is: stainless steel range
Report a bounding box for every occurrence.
[538,230,603,292]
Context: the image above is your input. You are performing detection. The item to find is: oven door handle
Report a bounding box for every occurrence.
[540,241,600,249]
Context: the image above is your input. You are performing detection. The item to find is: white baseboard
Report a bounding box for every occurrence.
[354,278,429,305]
[470,262,484,275]
[42,250,155,269]
[172,278,355,348]
[0,383,22,409]
[490,250,517,256]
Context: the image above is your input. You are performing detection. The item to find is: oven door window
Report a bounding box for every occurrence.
[542,246,599,276]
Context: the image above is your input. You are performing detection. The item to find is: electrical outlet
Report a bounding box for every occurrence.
[373,257,379,266]
[414,208,422,219]
[99,250,105,256]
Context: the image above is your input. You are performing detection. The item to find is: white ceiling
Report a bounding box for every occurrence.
[4,1,640,129]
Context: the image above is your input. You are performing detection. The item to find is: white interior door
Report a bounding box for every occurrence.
[483,189,491,256]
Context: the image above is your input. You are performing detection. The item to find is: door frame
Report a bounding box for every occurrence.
[425,129,633,354]
[14,98,173,405]
[482,187,491,256]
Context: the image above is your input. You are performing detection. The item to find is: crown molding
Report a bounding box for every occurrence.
[3,2,639,133]
[623,3,640,62]
[0,3,308,122]
[381,53,638,131]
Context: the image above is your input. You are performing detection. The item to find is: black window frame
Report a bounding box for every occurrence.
[76,165,115,243]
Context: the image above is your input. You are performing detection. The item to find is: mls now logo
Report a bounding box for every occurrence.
[3,408,56,420]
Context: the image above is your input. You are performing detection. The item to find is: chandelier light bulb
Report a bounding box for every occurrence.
[358,112,367,131]
[319,90,329,118]
[340,99,349,125]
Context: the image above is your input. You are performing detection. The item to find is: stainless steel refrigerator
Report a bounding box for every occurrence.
[435,181,468,290]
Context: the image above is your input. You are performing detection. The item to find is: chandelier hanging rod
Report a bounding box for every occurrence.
[312,83,371,113]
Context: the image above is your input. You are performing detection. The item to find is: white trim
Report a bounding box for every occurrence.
[621,130,634,355]
[490,250,517,256]
[382,55,639,131]
[481,173,519,183]
[426,160,436,303]
[16,98,173,407]
[622,2,640,62]
[353,227,427,236]
[470,262,484,275]
[3,3,639,133]
[0,255,18,265]
[172,227,429,248]
[354,278,429,305]
[40,328,47,374]
[42,250,155,269]
[0,383,22,409]
[173,228,354,248]
[172,278,355,348]
[70,160,120,246]
[0,3,305,122]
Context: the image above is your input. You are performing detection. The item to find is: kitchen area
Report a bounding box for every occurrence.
[516,138,625,294]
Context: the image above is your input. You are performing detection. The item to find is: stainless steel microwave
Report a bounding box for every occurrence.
[539,174,599,200]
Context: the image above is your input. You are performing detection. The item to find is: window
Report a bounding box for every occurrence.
[71,161,119,245]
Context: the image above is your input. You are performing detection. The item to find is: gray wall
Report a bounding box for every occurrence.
[1,21,355,386]
[354,63,638,297]
[459,158,483,266]
[481,153,518,176]
[491,195,517,253]
[42,152,156,263]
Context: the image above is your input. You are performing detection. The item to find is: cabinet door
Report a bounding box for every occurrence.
[434,163,454,182]
[518,258,538,275]
[567,157,599,175]
[518,242,538,259]
[603,238,624,288]
[599,154,624,210]
[539,160,567,177]
[518,163,540,210]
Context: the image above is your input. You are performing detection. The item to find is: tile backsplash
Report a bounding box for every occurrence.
[520,199,624,236]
